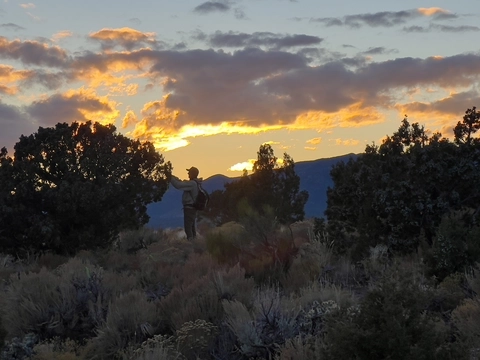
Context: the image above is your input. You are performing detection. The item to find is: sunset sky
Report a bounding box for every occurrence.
[1,0,480,178]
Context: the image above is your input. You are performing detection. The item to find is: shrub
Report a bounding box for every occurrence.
[213,264,255,306]
[158,275,222,332]
[176,320,217,360]
[451,298,480,351]
[84,290,158,359]
[280,237,334,293]
[425,214,480,281]
[321,270,468,360]
[31,338,84,360]
[223,287,299,359]
[1,258,128,343]
[2,268,63,339]
[129,334,184,360]
[116,227,163,254]
[275,335,324,360]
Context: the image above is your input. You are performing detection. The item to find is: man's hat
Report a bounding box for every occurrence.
[186,166,199,177]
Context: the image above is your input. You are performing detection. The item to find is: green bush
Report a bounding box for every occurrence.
[425,214,480,281]
[321,270,468,360]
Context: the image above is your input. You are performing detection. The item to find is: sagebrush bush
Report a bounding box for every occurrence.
[2,268,63,339]
[223,287,299,359]
[84,289,158,360]
[275,335,324,360]
[116,227,164,254]
[128,334,184,360]
[31,338,84,360]
[1,258,130,344]
[158,274,222,332]
[280,238,334,293]
[176,319,217,360]
[452,298,480,353]
[213,264,255,306]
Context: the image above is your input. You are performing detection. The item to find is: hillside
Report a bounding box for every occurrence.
[146,153,357,228]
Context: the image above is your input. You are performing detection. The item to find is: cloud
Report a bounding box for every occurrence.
[198,30,323,49]
[25,89,120,126]
[362,47,398,55]
[0,64,32,94]
[52,30,73,42]
[0,23,25,31]
[0,100,33,152]
[310,7,456,28]
[194,1,230,14]
[403,24,480,33]
[228,159,255,172]
[3,27,480,153]
[306,137,321,145]
[333,138,360,146]
[19,3,35,9]
[0,36,69,67]
[89,27,161,50]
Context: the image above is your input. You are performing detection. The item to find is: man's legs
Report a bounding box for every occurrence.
[183,207,197,240]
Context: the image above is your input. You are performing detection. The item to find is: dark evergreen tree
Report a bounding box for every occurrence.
[326,107,480,259]
[0,121,171,256]
[205,144,308,225]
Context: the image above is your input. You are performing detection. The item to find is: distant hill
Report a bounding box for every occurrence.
[146,153,358,229]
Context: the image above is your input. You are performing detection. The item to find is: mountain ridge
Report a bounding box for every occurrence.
[147,153,358,229]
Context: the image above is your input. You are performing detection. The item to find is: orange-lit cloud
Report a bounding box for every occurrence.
[89,27,160,50]
[304,146,317,151]
[417,7,450,16]
[52,31,73,42]
[306,137,322,145]
[121,110,138,128]
[0,65,32,94]
[26,88,120,126]
[334,138,360,146]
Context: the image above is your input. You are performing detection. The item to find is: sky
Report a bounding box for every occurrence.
[1,0,480,179]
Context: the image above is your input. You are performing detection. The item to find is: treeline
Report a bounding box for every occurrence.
[323,107,480,280]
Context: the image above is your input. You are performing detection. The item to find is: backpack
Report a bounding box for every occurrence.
[193,182,209,211]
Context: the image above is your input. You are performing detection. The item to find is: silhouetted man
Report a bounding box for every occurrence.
[170,166,202,240]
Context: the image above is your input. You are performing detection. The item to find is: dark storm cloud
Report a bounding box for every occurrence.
[194,1,231,14]
[199,30,323,49]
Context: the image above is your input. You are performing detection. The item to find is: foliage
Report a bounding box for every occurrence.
[0,121,171,256]
[321,269,468,360]
[424,213,480,281]
[325,107,480,258]
[205,144,308,225]
[84,290,158,360]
